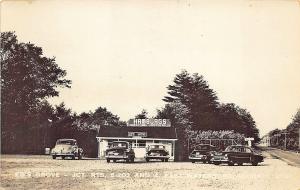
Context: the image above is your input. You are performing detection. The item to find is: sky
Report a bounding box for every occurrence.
[1,0,300,136]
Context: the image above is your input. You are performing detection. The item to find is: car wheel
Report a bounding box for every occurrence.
[71,156,75,160]
[113,159,116,163]
[237,162,243,166]
[228,162,234,166]
[131,158,134,163]
[107,159,110,163]
[62,156,65,160]
[191,160,195,163]
[78,154,82,160]
[161,159,165,162]
[214,162,220,165]
[146,158,149,162]
[52,156,56,159]
[165,159,168,162]
[203,160,207,164]
[251,162,258,166]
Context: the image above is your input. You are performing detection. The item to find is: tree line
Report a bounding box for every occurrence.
[267,109,300,150]
[1,32,260,158]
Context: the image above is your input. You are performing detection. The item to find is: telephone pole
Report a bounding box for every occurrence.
[281,131,288,150]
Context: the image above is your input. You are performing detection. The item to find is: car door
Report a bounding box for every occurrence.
[232,147,249,163]
[243,147,252,163]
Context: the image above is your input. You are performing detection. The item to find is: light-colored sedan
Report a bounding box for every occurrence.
[51,139,83,160]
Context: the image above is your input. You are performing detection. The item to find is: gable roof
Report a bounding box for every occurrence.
[97,126,177,139]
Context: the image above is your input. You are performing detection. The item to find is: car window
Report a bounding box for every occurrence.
[245,148,252,153]
[112,142,127,148]
[150,145,165,149]
[57,140,75,145]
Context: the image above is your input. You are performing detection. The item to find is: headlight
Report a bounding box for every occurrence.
[224,154,228,159]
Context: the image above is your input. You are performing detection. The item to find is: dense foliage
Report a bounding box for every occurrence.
[159,70,259,160]
[268,108,300,150]
[0,32,124,156]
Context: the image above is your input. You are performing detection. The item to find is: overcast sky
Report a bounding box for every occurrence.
[1,0,300,135]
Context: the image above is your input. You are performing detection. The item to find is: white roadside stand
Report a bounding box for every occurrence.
[245,137,254,147]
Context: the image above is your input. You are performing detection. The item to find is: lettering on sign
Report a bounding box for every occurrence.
[128,132,147,138]
[127,119,171,127]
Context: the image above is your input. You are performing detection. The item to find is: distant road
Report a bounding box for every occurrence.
[261,147,300,167]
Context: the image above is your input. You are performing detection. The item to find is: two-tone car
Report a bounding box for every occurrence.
[51,139,83,160]
[145,144,170,162]
[105,141,135,163]
[211,145,264,166]
[189,144,216,163]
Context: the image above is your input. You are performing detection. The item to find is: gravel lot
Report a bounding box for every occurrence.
[1,152,300,190]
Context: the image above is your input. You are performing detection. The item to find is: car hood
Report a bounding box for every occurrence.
[52,145,73,151]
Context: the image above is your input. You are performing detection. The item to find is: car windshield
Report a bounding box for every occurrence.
[111,142,128,148]
[197,145,213,150]
[192,150,202,154]
[57,140,75,145]
[150,145,165,149]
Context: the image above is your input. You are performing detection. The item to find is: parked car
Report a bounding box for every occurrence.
[189,144,217,163]
[51,139,83,160]
[211,145,264,166]
[105,141,135,163]
[145,144,170,162]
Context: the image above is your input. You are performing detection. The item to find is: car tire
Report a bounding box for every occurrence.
[52,156,56,159]
[214,162,220,165]
[71,156,75,160]
[113,159,116,163]
[237,162,243,166]
[78,154,82,160]
[165,159,168,162]
[228,162,234,166]
[251,162,258,166]
[62,156,65,160]
[191,160,195,163]
[131,158,134,163]
[146,158,149,162]
[203,160,207,164]
[107,159,110,163]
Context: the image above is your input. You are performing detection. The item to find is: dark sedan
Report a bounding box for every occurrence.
[189,144,216,163]
[211,145,264,166]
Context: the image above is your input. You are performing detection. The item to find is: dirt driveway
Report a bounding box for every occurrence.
[1,153,300,190]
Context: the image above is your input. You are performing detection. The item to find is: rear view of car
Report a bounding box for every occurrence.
[189,144,216,163]
[145,144,170,162]
[105,141,135,163]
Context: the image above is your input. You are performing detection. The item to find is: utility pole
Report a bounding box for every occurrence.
[281,131,288,150]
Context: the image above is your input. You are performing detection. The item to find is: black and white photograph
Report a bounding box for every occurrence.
[1,0,300,189]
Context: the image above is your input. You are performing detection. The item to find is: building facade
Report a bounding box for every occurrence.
[96,120,177,160]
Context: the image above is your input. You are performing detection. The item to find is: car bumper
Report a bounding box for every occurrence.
[145,155,170,159]
[105,155,129,159]
[189,155,207,159]
[51,153,75,156]
[210,157,229,163]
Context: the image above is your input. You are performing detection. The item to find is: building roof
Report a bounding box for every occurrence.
[97,126,177,139]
